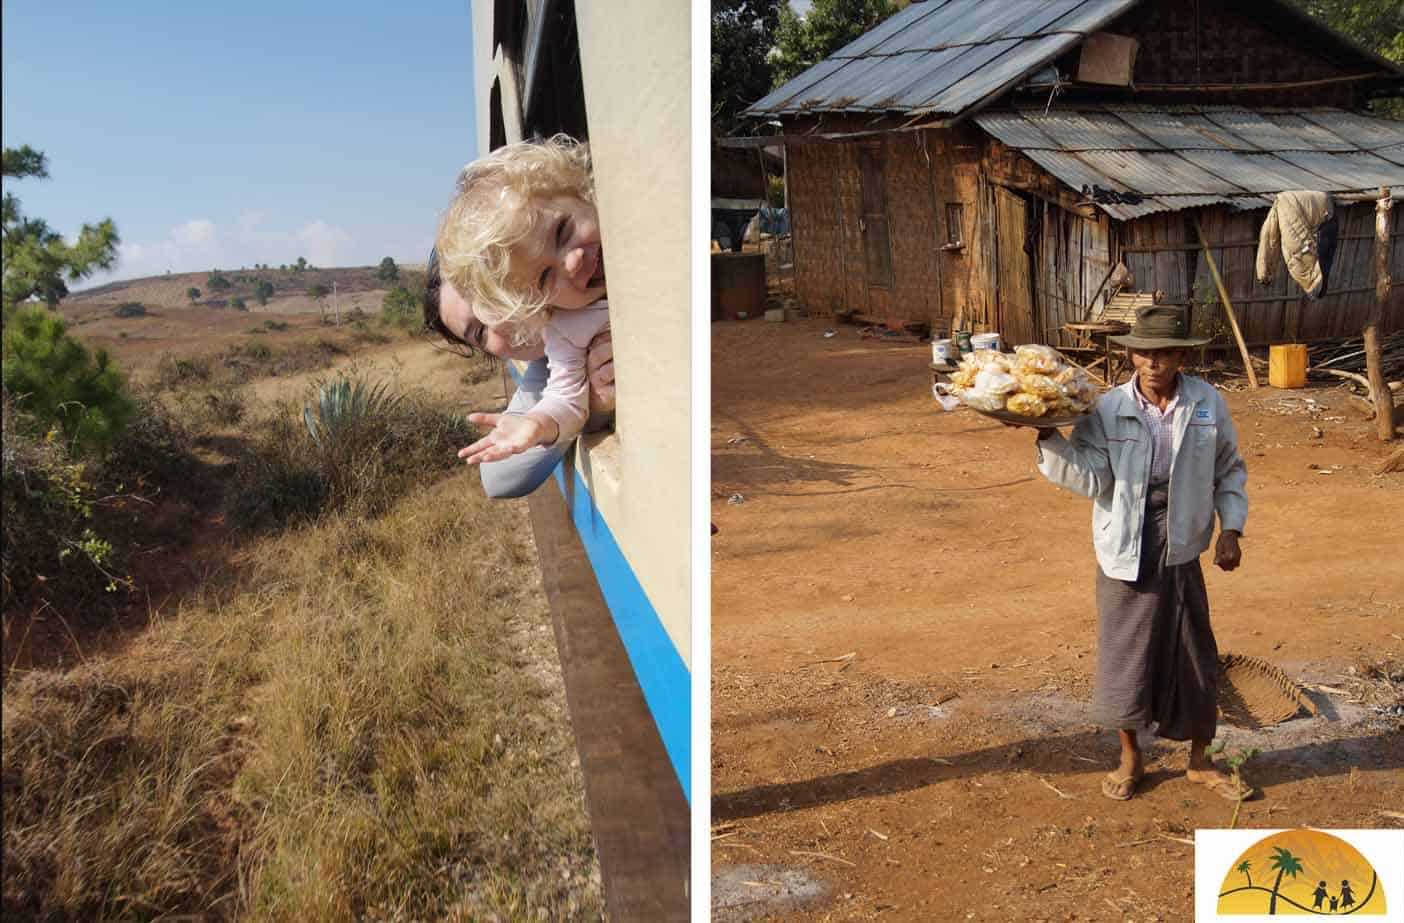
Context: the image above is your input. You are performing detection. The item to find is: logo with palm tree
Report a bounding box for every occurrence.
[1217,829,1386,915]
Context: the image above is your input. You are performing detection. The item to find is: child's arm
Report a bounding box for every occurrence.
[457,306,607,466]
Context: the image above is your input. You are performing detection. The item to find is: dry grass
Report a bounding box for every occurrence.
[3,475,602,920]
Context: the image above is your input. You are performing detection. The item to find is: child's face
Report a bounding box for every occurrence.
[508,194,606,311]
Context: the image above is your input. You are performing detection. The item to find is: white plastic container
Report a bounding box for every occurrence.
[932,338,955,364]
[971,332,1002,353]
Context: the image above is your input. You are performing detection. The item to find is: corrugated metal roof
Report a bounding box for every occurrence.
[974,105,1404,218]
[746,0,1137,119]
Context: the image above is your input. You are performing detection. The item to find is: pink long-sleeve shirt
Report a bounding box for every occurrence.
[532,300,610,447]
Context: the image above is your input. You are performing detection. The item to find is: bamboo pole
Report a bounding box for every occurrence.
[1366,188,1395,441]
[1195,221,1258,388]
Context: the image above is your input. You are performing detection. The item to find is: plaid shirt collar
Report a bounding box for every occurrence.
[1130,373,1182,417]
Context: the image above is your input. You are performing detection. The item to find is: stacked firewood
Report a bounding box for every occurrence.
[1307,332,1404,384]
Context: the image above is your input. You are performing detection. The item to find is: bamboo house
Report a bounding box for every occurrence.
[739,0,1404,347]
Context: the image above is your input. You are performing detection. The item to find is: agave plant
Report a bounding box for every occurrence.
[302,375,404,450]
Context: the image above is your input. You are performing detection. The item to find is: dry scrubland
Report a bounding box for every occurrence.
[3,285,602,921]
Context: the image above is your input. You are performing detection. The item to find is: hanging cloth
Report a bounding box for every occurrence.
[1255,190,1339,299]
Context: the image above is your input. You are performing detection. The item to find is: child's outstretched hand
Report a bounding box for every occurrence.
[459,412,553,464]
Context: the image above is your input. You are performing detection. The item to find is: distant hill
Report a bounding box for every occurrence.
[68,264,426,317]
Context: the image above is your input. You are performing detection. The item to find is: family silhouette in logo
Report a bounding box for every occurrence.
[1312,879,1357,913]
[1224,844,1378,916]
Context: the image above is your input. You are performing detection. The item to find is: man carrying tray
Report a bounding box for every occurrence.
[1031,306,1252,802]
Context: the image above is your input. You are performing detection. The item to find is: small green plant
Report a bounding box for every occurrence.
[229,296,248,312]
[186,286,201,304]
[113,301,146,318]
[302,376,405,450]
[206,271,231,293]
[255,280,275,305]
[263,319,288,332]
[1205,740,1260,828]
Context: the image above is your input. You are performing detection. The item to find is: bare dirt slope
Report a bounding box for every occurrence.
[710,318,1404,922]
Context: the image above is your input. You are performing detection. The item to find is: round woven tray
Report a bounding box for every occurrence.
[969,406,1090,429]
[1217,653,1318,728]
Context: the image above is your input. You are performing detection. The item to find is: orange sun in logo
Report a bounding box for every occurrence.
[1217,829,1386,915]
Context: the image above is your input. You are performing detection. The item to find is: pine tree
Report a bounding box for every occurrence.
[2,146,120,317]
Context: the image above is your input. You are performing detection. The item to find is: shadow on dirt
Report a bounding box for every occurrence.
[712,727,1402,822]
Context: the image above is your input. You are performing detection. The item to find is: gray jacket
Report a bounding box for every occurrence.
[1036,375,1248,581]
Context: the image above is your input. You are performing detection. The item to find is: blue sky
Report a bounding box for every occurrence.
[2,1,478,287]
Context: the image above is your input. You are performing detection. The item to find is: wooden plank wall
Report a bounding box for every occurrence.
[1118,203,1402,345]
[785,128,1400,344]
[1037,203,1113,344]
[993,186,1036,345]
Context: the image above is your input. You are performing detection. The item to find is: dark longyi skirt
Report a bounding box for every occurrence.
[1092,485,1219,742]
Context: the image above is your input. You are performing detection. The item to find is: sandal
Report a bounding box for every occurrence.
[1193,773,1255,802]
[1101,770,1142,801]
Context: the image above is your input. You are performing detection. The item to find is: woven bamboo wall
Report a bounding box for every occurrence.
[784,125,992,332]
[1119,0,1364,108]
[786,141,846,315]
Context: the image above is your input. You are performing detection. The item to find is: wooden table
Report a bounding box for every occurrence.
[1061,321,1130,385]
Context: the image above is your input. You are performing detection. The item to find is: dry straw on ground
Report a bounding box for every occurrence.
[4,405,602,921]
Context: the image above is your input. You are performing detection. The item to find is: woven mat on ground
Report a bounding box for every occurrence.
[1217,653,1318,728]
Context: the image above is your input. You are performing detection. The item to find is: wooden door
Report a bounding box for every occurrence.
[994,186,1036,345]
[857,144,893,289]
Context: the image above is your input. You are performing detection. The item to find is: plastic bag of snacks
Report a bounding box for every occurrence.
[945,345,1101,421]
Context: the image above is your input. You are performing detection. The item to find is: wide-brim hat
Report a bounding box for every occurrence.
[1110,305,1213,349]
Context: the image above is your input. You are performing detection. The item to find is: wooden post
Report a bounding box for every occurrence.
[1195,221,1258,388]
[1366,188,1395,441]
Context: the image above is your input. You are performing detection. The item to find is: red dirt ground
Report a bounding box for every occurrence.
[710,318,1404,922]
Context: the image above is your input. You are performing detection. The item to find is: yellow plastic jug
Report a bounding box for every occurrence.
[1268,344,1308,389]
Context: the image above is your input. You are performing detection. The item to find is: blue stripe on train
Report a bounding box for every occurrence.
[553,464,691,802]
[504,362,690,800]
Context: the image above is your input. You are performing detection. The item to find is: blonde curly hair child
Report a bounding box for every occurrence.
[436,135,611,464]
[436,134,596,345]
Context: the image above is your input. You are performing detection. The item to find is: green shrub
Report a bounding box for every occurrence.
[2,396,123,605]
[236,341,273,363]
[1,308,134,453]
[262,319,287,332]
[100,391,199,489]
[175,387,247,429]
[113,302,146,318]
[229,297,248,312]
[154,352,213,390]
[381,286,418,331]
[228,377,473,532]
